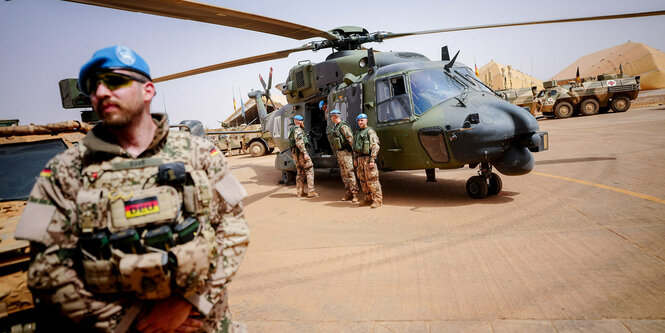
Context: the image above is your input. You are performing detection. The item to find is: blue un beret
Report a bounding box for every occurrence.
[293,115,304,121]
[330,110,341,115]
[79,45,151,86]
[318,100,326,110]
[356,113,368,121]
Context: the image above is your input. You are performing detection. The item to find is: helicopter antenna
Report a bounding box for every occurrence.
[444,50,460,72]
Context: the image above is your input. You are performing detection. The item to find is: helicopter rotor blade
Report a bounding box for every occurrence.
[267,68,273,93]
[259,74,267,91]
[153,45,310,83]
[381,10,665,40]
[64,0,338,41]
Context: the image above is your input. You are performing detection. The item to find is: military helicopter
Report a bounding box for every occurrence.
[65,1,665,198]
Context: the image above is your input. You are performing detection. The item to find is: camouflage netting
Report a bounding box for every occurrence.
[553,41,665,90]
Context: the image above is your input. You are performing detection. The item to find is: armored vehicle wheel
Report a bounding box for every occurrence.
[282,170,296,185]
[488,173,503,195]
[580,99,599,116]
[466,176,488,199]
[554,102,573,118]
[611,95,631,112]
[249,141,267,157]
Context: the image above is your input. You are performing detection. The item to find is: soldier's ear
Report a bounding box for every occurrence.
[142,81,156,102]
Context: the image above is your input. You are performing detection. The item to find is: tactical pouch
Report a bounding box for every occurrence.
[109,186,179,232]
[76,189,109,233]
[362,141,370,155]
[82,259,119,293]
[118,252,171,299]
[169,237,211,296]
[183,171,213,216]
[332,137,342,150]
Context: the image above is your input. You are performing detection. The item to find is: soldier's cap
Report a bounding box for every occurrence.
[330,110,341,115]
[293,115,304,121]
[318,100,327,110]
[356,113,368,120]
[79,45,151,89]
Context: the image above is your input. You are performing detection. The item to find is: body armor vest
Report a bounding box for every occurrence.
[329,121,351,151]
[76,131,217,299]
[288,126,308,151]
[353,127,372,155]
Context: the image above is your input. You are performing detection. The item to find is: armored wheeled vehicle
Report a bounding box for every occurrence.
[535,74,640,118]
[498,87,539,115]
[0,121,90,332]
[206,124,276,157]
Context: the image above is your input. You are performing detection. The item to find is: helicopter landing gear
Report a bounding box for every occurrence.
[425,168,436,182]
[466,163,502,199]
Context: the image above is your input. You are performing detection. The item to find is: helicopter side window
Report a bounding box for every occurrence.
[410,69,464,115]
[376,77,411,123]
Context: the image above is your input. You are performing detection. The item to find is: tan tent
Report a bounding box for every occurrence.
[553,41,665,90]
[478,60,543,91]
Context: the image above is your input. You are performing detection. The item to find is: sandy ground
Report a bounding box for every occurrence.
[224,106,665,332]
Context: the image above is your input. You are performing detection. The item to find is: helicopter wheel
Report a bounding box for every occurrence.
[466,176,489,199]
[488,173,503,195]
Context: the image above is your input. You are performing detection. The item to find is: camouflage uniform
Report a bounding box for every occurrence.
[330,121,358,200]
[16,114,249,332]
[289,126,315,196]
[353,126,382,207]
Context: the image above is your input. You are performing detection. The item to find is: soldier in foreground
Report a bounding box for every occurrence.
[353,113,382,208]
[14,45,249,332]
[289,115,318,198]
[328,110,359,203]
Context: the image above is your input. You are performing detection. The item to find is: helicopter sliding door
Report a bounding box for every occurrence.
[330,82,363,133]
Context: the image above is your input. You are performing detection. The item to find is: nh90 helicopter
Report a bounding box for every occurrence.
[66,1,665,198]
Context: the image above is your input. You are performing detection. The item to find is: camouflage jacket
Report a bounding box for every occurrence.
[332,121,353,151]
[353,127,380,160]
[16,114,250,331]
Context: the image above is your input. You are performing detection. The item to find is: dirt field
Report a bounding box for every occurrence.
[225,105,665,332]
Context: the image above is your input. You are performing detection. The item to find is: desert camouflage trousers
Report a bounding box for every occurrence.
[199,289,246,333]
[356,156,382,204]
[294,151,315,195]
[335,150,358,196]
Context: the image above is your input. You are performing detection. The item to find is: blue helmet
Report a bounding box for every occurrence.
[293,115,304,121]
[330,110,341,115]
[79,45,151,90]
[356,113,368,121]
[318,100,327,110]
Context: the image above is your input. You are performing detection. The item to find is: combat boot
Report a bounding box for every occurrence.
[370,201,382,208]
[342,193,354,201]
[351,195,359,204]
[308,191,319,198]
[296,192,305,198]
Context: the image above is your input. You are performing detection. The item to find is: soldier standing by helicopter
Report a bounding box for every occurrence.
[329,110,359,203]
[353,113,382,208]
[14,45,249,332]
[289,115,318,198]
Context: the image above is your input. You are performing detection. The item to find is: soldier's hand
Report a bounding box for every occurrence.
[354,160,357,167]
[369,161,375,167]
[135,295,193,333]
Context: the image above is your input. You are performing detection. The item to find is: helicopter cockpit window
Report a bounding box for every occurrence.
[454,70,494,94]
[376,76,411,123]
[410,69,464,115]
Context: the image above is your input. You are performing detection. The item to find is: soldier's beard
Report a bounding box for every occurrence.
[96,98,144,128]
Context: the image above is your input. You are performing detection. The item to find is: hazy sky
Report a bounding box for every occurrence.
[1,0,663,128]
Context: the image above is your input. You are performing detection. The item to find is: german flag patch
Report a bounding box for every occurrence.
[39,169,52,178]
[210,147,219,157]
[124,196,160,219]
